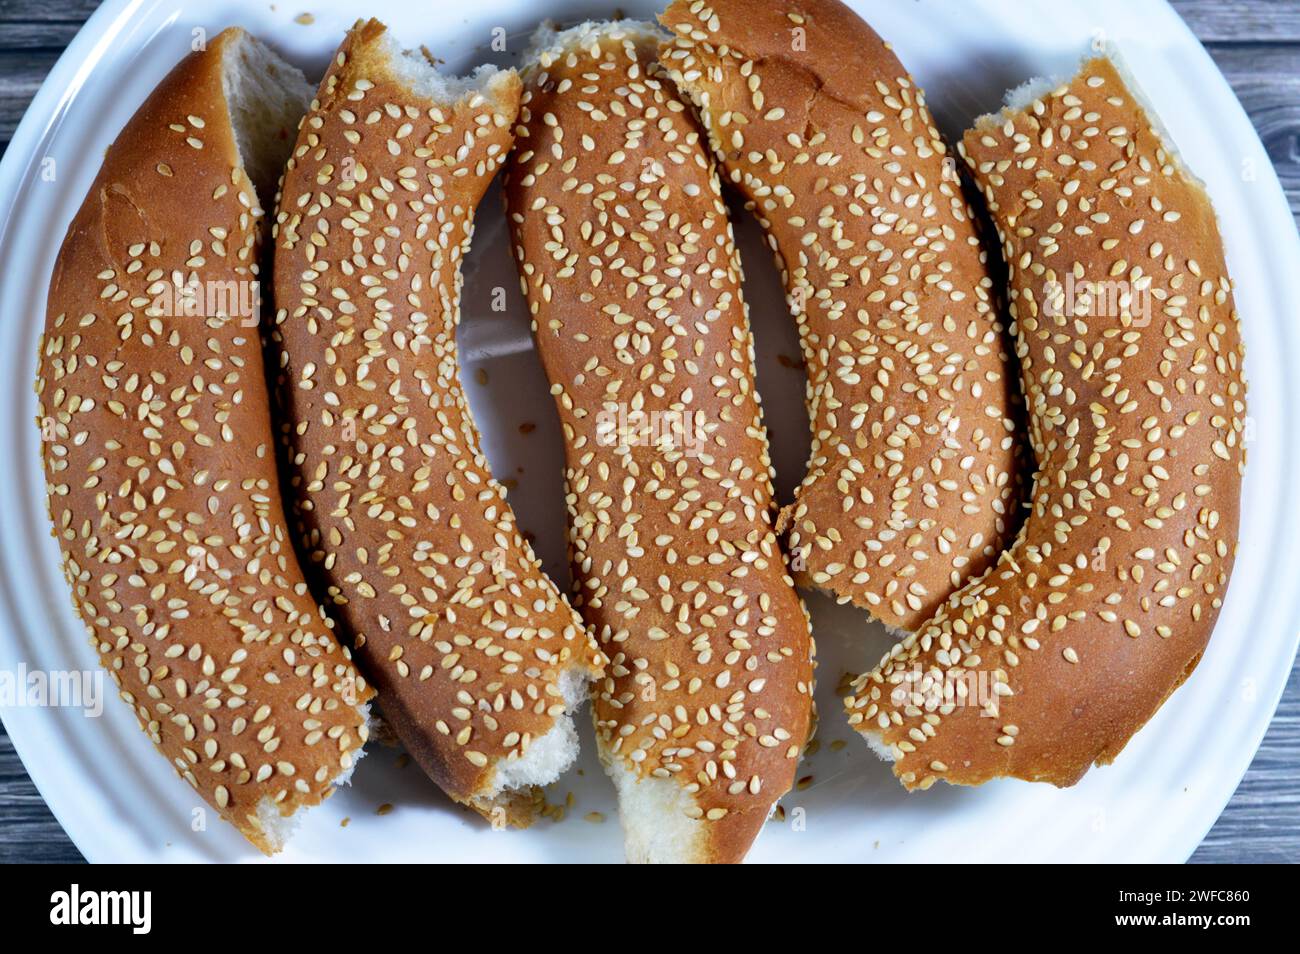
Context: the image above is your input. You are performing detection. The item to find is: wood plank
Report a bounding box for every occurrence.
[0,729,84,862]
[0,0,101,23]
[0,49,59,149]
[1172,0,1300,42]
[1202,43,1300,219]
[1204,39,1300,81]
[0,20,82,50]
[1190,678,1300,862]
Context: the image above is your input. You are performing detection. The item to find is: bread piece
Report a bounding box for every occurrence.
[659,0,1022,633]
[505,20,815,863]
[36,28,372,853]
[846,52,1246,789]
[270,19,603,825]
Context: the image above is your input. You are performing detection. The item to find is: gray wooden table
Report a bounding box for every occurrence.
[1,0,1297,864]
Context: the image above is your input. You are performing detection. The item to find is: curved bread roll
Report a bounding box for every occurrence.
[505,21,815,863]
[271,20,603,825]
[37,28,372,853]
[660,0,1022,632]
[847,54,1246,788]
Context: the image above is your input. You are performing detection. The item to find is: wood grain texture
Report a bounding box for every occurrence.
[0,0,100,22]
[1173,0,1300,41]
[0,733,82,862]
[0,0,1296,865]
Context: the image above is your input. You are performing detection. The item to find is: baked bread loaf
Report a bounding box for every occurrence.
[505,20,815,863]
[270,19,604,826]
[660,0,1022,633]
[36,28,372,853]
[846,53,1246,788]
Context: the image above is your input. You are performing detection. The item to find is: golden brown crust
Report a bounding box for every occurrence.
[659,0,1022,632]
[504,21,815,863]
[36,27,371,854]
[846,56,1246,789]
[694,806,769,864]
[270,20,603,821]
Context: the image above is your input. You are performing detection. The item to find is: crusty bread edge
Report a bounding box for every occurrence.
[514,17,800,864]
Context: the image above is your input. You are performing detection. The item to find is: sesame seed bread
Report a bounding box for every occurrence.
[504,19,816,864]
[846,54,1246,789]
[36,27,373,854]
[659,0,1023,633]
[269,19,604,826]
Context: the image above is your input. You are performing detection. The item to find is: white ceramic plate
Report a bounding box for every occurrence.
[1,0,1296,864]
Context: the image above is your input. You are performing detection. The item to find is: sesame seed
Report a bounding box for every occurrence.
[660,0,1022,635]
[503,22,814,836]
[267,24,605,823]
[840,53,1244,791]
[37,27,374,851]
